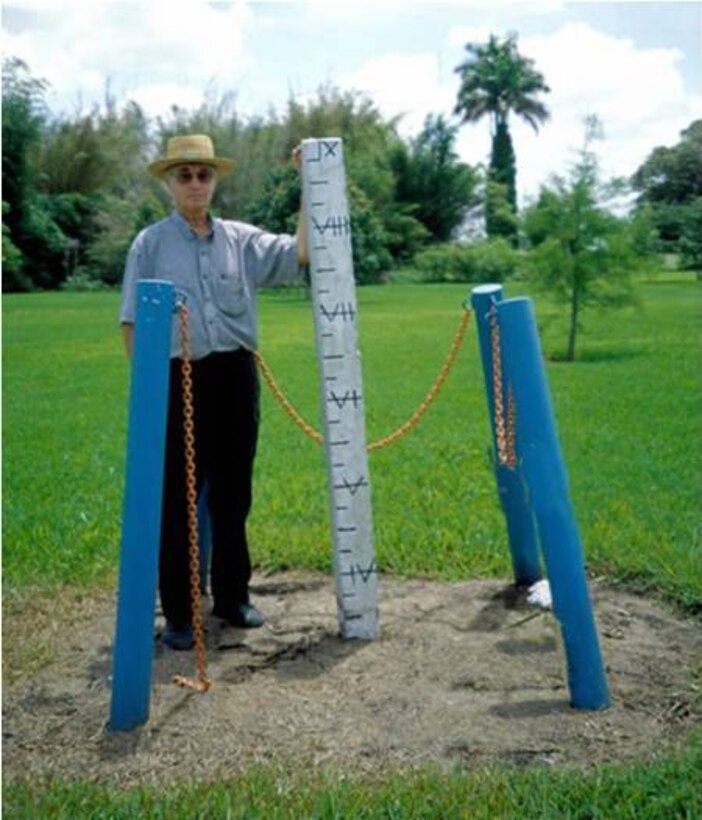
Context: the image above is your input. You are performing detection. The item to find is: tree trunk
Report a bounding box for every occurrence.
[487,121,518,246]
[567,277,579,362]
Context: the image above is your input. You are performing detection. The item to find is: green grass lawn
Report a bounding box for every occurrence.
[3,276,701,816]
[3,278,701,607]
[5,739,701,819]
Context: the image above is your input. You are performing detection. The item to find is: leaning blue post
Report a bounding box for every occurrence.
[470,285,541,586]
[497,297,610,710]
[110,280,174,731]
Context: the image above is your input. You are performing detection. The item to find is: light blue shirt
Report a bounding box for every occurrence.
[119,210,300,359]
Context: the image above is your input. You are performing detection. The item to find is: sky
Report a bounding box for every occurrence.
[3,0,701,206]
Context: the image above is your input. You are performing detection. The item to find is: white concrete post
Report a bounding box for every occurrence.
[301,137,379,640]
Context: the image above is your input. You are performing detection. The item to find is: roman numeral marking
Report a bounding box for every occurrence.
[333,475,369,496]
[327,389,363,410]
[311,215,351,238]
[320,302,356,322]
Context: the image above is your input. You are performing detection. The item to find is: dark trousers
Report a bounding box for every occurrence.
[160,349,259,627]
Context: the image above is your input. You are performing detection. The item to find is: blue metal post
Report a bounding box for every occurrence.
[110,280,174,731]
[470,285,542,586]
[497,297,610,710]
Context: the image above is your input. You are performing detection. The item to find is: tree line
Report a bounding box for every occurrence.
[3,37,701,357]
[1,56,480,292]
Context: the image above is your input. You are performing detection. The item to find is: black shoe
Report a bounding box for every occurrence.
[213,602,265,629]
[162,622,194,650]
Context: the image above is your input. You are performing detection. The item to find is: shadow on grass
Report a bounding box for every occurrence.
[545,347,645,364]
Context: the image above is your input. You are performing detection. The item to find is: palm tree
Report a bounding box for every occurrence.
[454,33,550,241]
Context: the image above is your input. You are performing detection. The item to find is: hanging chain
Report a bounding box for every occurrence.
[254,352,324,445]
[489,303,517,470]
[172,303,211,693]
[254,307,472,453]
[367,307,471,452]
[506,385,516,468]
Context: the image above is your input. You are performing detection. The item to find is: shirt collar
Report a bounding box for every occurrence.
[170,209,216,241]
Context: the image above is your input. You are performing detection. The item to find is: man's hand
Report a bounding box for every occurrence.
[121,323,134,359]
[292,145,309,266]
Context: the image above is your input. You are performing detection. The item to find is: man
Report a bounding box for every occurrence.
[120,134,308,649]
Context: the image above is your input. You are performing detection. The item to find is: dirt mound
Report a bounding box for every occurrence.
[3,572,701,787]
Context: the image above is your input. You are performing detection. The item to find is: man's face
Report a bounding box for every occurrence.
[168,164,217,213]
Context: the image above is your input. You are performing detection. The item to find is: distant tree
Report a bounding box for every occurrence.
[2,58,46,230]
[2,201,26,287]
[489,120,517,211]
[244,163,301,236]
[36,98,157,287]
[391,113,478,243]
[346,181,393,284]
[484,179,519,243]
[678,197,702,276]
[39,100,152,196]
[522,116,639,361]
[454,33,550,244]
[2,57,69,290]
[83,192,169,287]
[632,120,702,207]
[631,120,702,269]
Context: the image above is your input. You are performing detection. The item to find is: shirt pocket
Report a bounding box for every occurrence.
[213,244,248,317]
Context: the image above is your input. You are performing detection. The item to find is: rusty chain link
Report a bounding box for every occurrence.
[368,307,471,452]
[172,303,211,693]
[489,303,517,470]
[506,385,516,467]
[254,307,472,453]
[254,352,324,445]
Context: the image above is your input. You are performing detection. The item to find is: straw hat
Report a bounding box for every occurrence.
[148,134,234,179]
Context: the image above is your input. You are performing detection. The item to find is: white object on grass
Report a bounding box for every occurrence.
[527,579,553,610]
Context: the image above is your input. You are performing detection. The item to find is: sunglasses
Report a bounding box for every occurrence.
[173,167,215,185]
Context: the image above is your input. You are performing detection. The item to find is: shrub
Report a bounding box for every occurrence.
[2,201,29,290]
[413,238,519,283]
[60,267,110,291]
[464,237,520,282]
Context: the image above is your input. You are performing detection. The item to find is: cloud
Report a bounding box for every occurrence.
[340,53,455,134]
[337,20,701,203]
[3,1,253,116]
[510,22,701,202]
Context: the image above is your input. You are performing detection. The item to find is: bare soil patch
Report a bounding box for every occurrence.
[3,572,701,788]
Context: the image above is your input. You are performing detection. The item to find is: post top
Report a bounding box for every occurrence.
[137,279,174,289]
[471,284,503,295]
[498,296,532,309]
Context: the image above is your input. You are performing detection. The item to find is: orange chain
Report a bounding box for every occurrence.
[489,304,517,470]
[254,352,324,445]
[254,307,472,453]
[172,303,211,693]
[368,307,471,452]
